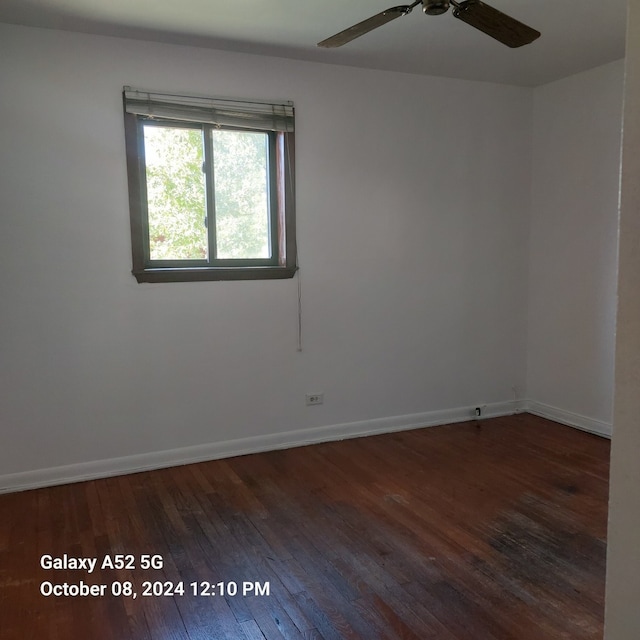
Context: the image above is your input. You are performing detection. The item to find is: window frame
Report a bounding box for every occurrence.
[123,94,297,283]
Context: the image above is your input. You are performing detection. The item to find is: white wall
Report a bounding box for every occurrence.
[605,0,640,636]
[0,24,532,488]
[526,60,624,435]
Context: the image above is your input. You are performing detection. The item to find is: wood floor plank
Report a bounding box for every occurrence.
[0,414,609,639]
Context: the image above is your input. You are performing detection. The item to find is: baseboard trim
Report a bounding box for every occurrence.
[0,401,520,494]
[523,400,612,439]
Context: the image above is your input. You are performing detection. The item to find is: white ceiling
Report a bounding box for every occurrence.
[0,0,628,86]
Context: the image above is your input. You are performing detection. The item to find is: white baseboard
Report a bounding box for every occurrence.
[523,400,613,438]
[0,399,609,494]
[0,400,520,494]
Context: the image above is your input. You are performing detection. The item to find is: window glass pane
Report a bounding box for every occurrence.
[143,125,207,260]
[212,130,270,259]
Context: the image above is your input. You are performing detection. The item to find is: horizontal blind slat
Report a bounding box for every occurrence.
[123,88,294,132]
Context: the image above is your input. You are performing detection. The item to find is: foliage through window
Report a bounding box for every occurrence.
[123,88,296,282]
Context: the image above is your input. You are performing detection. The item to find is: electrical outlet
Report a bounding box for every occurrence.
[473,404,487,419]
[305,393,324,406]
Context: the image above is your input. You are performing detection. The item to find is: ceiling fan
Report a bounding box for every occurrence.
[317,0,540,49]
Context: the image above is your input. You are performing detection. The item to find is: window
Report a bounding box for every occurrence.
[123,88,297,282]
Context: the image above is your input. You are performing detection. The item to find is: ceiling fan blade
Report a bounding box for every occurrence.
[452,0,540,48]
[317,5,416,48]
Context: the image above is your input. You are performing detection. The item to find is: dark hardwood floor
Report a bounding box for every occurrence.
[0,414,610,639]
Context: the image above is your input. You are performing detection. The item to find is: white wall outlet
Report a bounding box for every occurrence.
[471,404,487,420]
[473,404,487,418]
[305,393,324,406]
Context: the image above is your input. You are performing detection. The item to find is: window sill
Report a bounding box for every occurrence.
[132,265,298,283]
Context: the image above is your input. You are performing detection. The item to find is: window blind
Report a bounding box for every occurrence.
[123,87,294,132]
